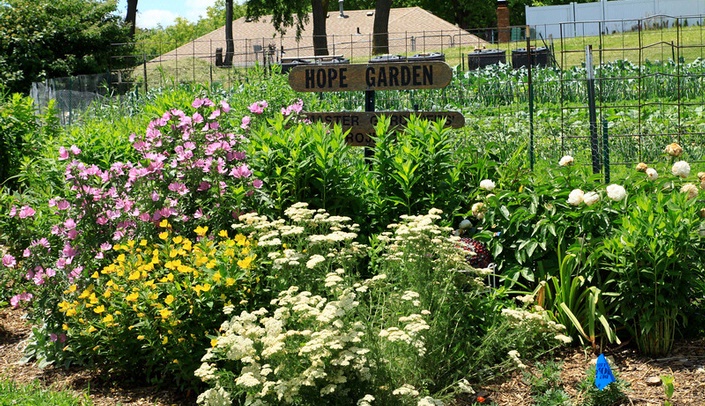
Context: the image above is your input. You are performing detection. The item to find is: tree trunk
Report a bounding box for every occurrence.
[372,0,392,55]
[311,0,329,56]
[224,0,234,66]
[125,0,138,38]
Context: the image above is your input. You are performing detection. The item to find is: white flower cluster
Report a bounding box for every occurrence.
[507,349,527,369]
[501,307,566,333]
[379,311,431,356]
[235,202,367,271]
[568,184,626,206]
[198,279,370,405]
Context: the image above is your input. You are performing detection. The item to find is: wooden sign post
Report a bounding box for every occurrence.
[288,60,463,147]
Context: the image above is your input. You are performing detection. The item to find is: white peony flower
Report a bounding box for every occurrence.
[646,167,658,181]
[606,184,627,201]
[559,155,574,166]
[567,189,584,206]
[681,183,699,200]
[583,191,600,206]
[479,179,496,191]
[672,160,691,178]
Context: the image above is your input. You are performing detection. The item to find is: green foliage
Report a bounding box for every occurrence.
[661,375,675,406]
[0,0,132,94]
[0,379,92,405]
[576,365,630,406]
[599,187,705,355]
[524,361,571,406]
[53,227,259,390]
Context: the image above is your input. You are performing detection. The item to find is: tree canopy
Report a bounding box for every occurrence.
[0,0,131,94]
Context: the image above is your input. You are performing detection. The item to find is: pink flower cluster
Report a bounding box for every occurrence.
[4,97,264,319]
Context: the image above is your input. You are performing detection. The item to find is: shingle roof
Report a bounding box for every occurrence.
[153,7,488,65]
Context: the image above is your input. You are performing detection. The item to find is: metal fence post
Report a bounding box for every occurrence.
[586,45,600,174]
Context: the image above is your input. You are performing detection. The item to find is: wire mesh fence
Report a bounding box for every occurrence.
[30,14,705,174]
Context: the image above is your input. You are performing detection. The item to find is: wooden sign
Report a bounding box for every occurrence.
[289,62,453,92]
[305,111,465,146]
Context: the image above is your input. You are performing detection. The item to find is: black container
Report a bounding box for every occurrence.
[511,47,550,69]
[319,57,351,65]
[467,49,506,70]
[279,59,311,73]
[407,52,445,62]
[369,54,407,63]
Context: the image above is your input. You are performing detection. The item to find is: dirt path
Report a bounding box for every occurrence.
[2,307,704,405]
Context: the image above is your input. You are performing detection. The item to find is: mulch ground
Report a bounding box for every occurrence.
[2,306,705,405]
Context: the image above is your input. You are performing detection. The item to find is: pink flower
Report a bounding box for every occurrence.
[2,254,16,268]
[209,109,221,120]
[230,164,252,179]
[248,101,268,114]
[253,179,263,189]
[18,206,36,219]
[64,218,77,230]
[70,145,81,155]
[241,115,251,129]
[57,200,70,210]
[10,292,33,308]
[23,248,31,257]
[58,146,70,160]
[46,268,56,277]
[220,100,231,113]
[197,181,211,192]
[9,206,17,217]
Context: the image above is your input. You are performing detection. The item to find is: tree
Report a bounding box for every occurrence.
[225,0,235,65]
[245,0,330,56]
[126,0,138,38]
[372,0,392,55]
[0,0,132,94]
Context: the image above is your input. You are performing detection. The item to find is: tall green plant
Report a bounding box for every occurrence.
[600,190,705,355]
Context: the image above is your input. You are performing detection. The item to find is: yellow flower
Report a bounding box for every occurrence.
[206,260,217,269]
[88,326,97,333]
[117,254,126,263]
[212,272,222,283]
[78,287,92,299]
[195,226,208,237]
[159,309,172,319]
[91,271,99,279]
[127,240,136,248]
[238,255,255,270]
[182,240,192,252]
[164,295,175,305]
[65,284,77,293]
[169,249,179,258]
[128,270,141,280]
[234,234,247,246]
[140,239,148,246]
[93,305,106,314]
[103,289,112,298]
[224,248,235,257]
[126,292,139,302]
[102,314,114,323]
[159,231,169,240]
[137,335,145,340]
[159,219,170,228]
[211,338,218,347]
[201,283,212,292]
[218,230,228,238]
[66,308,77,317]
[225,277,236,287]
[144,280,155,288]
[162,336,168,344]
[89,293,99,305]
[173,235,183,244]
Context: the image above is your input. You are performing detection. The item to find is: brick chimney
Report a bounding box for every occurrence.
[496,0,510,43]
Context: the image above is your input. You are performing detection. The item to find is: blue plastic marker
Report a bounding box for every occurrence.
[594,353,616,390]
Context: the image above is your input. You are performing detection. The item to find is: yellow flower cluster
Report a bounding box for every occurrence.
[58,225,260,353]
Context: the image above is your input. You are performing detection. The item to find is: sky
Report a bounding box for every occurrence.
[116,0,240,30]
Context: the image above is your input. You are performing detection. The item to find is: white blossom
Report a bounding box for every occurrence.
[646,167,659,181]
[672,160,691,178]
[583,191,600,206]
[567,189,584,206]
[559,155,574,166]
[606,184,627,201]
[479,179,496,191]
[681,183,699,200]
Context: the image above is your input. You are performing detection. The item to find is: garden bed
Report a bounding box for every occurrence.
[2,306,704,405]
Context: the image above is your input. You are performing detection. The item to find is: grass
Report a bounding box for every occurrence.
[0,378,92,405]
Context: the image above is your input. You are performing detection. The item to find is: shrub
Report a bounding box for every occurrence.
[55,225,260,389]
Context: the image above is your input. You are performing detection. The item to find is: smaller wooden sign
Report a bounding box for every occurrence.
[289,62,453,92]
[305,111,465,146]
